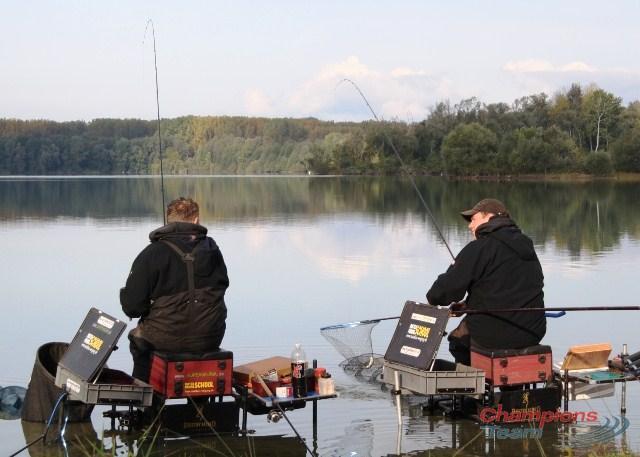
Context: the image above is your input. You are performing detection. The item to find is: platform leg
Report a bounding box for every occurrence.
[451,417,457,449]
[563,369,569,412]
[394,371,402,426]
[111,405,116,430]
[312,359,318,442]
[621,379,627,415]
[241,387,248,435]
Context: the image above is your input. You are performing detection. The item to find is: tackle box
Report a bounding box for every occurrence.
[55,308,153,407]
[382,301,485,396]
[470,345,553,386]
[149,350,233,398]
[383,359,485,395]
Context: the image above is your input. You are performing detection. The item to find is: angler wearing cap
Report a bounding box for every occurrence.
[426,198,546,365]
[120,197,229,382]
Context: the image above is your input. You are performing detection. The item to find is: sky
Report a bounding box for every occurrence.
[2,1,640,122]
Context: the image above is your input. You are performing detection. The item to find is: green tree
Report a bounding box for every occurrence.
[513,93,550,128]
[612,125,640,172]
[584,151,613,175]
[549,83,583,142]
[581,86,622,152]
[442,123,498,175]
[509,127,550,173]
[542,126,580,172]
[414,101,456,169]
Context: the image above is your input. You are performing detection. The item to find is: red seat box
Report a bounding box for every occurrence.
[471,345,552,386]
[150,350,233,398]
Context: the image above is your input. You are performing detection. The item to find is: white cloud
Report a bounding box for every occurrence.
[560,62,596,73]
[316,56,372,80]
[504,59,556,73]
[244,89,273,115]
[284,56,457,121]
[500,59,640,103]
[246,57,639,122]
[503,59,596,74]
[390,67,428,78]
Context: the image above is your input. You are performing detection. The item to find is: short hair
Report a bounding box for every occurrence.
[166,197,199,223]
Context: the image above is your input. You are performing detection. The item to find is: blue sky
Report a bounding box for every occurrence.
[2,1,639,122]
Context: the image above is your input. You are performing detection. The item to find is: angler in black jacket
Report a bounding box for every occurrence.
[120,197,229,381]
[426,198,546,365]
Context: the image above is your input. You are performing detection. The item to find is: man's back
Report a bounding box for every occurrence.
[120,197,229,381]
[427,216,545,349]
[121,223,228,313]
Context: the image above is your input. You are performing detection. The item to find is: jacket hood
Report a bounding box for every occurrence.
[149,222,208,242]
[476,216,537,261]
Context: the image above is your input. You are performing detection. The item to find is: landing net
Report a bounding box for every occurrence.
[320,320,384,383]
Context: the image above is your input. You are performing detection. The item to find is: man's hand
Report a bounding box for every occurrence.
[449,302,466,317]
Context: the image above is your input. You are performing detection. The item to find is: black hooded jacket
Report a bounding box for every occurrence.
[426,216,546,349]
[120,222,229,352]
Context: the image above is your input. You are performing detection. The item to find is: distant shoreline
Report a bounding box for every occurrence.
[2,172,640,181]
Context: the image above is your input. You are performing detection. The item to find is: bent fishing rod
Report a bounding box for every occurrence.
[338,78,455,261]
[144,19,167,225]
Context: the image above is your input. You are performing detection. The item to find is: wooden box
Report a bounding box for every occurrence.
[560,343,611,371]
[233,356,291,385]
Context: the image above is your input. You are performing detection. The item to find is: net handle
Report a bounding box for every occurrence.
[320,317,397,332]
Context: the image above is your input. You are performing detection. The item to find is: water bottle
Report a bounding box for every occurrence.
[291,343,308,398]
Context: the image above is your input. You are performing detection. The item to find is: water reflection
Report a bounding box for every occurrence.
[20,420,308,457]
[2,177,640,456]
[1,176,639,257]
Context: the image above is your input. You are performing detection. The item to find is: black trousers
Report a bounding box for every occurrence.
[447,319,471,366]
[129,332,155,382]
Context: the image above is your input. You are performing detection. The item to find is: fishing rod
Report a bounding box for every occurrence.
[144,19,167,225]
[338,78,455,261]
[356,306,640,324]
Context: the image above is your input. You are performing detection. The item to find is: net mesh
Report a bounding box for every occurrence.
[320,321,384,383]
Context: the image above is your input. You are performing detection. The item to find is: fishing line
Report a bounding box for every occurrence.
[143,19,167,225]
[336,78,455,261]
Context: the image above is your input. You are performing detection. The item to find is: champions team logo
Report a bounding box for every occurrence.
[479,405,629,447]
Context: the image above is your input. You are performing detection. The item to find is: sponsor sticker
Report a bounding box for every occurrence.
[410,313,436,324]
[408,323,430,339]
[184,381,215,391]
[400,346,421,357]
[66,378,81,394]
[97,315,115,329]
[82,333,104,354]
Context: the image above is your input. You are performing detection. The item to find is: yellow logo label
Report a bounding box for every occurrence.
[408,324,430,339]
[83,333,104,351]
[184,381,214,390]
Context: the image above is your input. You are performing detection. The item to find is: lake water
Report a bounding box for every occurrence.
[1,176,639,456]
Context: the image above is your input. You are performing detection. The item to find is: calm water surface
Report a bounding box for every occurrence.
[1,176,639,457]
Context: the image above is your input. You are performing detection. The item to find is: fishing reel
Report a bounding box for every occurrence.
[266,409,283,423]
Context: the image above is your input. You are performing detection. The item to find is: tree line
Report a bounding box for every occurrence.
[1,83,639,176]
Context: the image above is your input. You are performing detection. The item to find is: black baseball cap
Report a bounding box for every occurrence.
[460,198,509,221]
